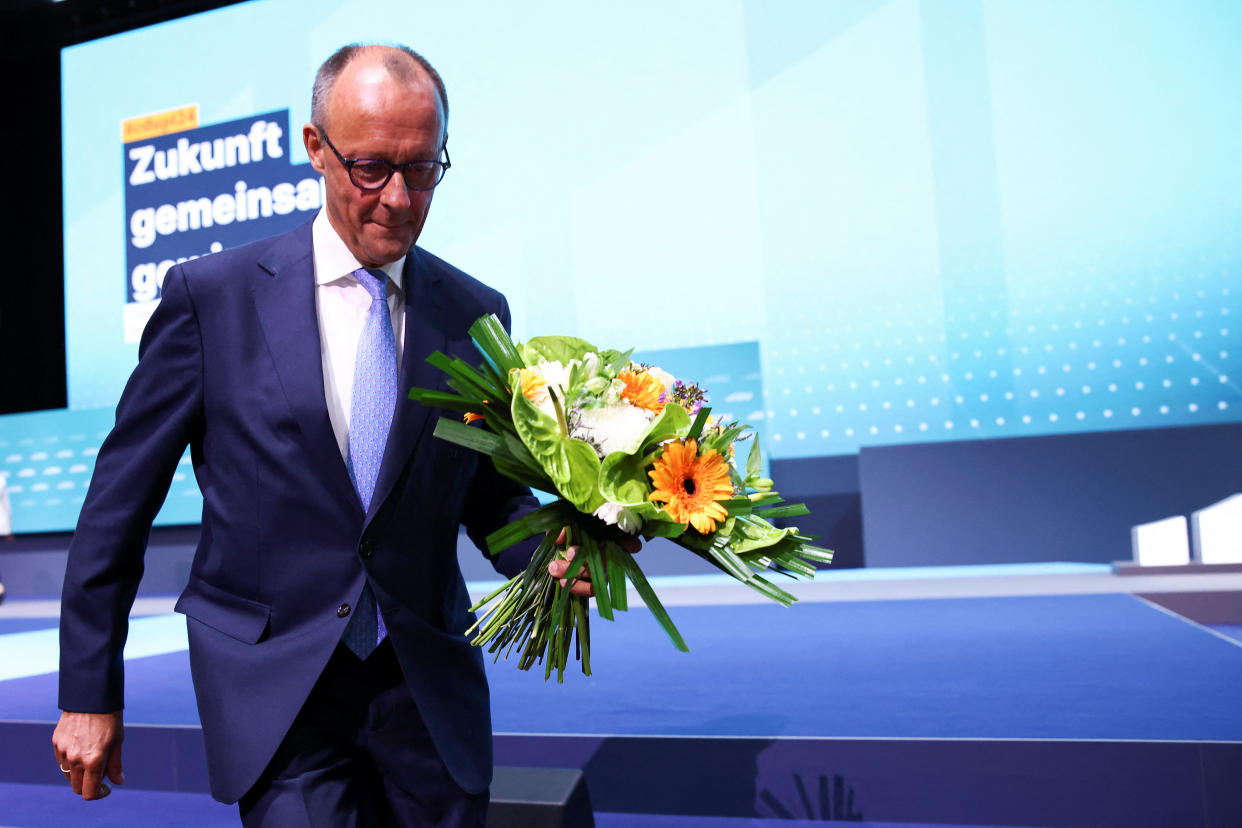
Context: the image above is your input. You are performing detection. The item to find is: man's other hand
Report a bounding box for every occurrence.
[52,710,124,800]
[548,530,642,597]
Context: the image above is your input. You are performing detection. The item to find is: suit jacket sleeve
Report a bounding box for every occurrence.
[58,265,204,712]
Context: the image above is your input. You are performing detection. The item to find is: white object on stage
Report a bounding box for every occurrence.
[1190,493,1242,565]
[1129,515,1190,567]
[0,473,11,536]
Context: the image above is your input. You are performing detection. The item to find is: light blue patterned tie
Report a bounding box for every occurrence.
[342,267,396,659]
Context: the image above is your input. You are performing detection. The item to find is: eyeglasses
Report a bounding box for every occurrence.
[318,128,450,191]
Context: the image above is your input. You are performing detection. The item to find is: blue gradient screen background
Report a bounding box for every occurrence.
[3,0,1240,532]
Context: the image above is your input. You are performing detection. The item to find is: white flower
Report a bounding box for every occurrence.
[570,401,654,456]
[580,352,603,378]
[594,501,642,534]
[536,359,573,398]
[646,365,676,392]
[523,359,575,418]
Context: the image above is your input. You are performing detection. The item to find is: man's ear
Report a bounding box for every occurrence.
[303,123,326,174]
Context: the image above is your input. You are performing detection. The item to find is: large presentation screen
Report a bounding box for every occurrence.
[8,0,1242,532]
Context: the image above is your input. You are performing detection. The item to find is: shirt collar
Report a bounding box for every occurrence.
[312,209,407,292]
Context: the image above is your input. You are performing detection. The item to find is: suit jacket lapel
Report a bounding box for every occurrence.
[369,247,446,522]
[252,222,361,518]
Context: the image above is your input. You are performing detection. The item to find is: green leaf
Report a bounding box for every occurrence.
[483,500,575,555]
[722,497,754,517]
[510,388,603,512]
[406,390,479,412]
[512,382,567,469]
[796,544,835,564]
[494,433,558,492]
[641,519,687,539]
[686,405,711,441]
[445,362,505,403]
[629,503,686,538]
[426,351,504,401]
[638,401,692,454]
[521,335,598,367]
[743,573,798,607]
[599,348,632,373]
[561,438,605,512]
[598,451,652,506]
[726,514,805,556]
[468,314,524,376]
[746,437,762,479]
[431,418,503,456]
[746,491,783,508]
[491,451,557,493]
[612,546,689,652]
[630,501,690,541]
[754,503,811,520]
[607,552,628,611]
[699,422,745,456]
[552,549,587,621]
[701,538,754,582]
[586,537,613,620]
[758,553,816,579]
[574,599,591,677]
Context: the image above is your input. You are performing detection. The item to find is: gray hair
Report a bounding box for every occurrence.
[310,43,448,141]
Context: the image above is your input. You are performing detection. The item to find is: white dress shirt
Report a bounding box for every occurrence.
[311,209,407,462]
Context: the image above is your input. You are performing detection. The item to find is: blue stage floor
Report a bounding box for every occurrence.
[3,592,1240,742]
[4,567,1241,827]
[0,782,1022,828]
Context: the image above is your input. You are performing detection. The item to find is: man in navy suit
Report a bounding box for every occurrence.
[52,43,581,826]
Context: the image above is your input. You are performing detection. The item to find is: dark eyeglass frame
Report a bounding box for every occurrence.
[317,127,450,191]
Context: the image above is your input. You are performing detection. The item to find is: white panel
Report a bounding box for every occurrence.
[1129,515,1190,567]
[1191,493,1242,565]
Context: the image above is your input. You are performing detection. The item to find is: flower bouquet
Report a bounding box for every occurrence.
[409,315,832,680]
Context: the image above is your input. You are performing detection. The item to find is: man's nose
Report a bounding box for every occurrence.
[378,171,411,210]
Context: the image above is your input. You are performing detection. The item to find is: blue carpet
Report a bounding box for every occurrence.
[0,785,1035,828]
[0,782,236,827]
[0,618,59,634]
[1210,623,1242,645]
[595,818,1026,828]
[0,649,196,723]
[4,593,1240,741]
[485,592,1242,741]
[0,614,185,681]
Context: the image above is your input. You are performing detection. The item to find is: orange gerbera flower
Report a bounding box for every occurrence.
[619,369,666,413]
[648,439,733,533]
[518,368,549,402]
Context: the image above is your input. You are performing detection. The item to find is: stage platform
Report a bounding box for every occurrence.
[2,563,1240,827]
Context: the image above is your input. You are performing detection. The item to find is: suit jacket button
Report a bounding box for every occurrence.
[360,541,374,559]
[337,603,351,618]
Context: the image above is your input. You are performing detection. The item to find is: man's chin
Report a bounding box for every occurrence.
[359,236,415,268]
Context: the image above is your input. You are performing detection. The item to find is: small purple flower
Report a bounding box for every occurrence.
[665,379,709,414]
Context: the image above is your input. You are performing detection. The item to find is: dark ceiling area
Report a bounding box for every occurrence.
[0,0,246,414]
[1,0,246,52]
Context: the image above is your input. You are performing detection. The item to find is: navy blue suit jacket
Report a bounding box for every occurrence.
[58,220,537,803]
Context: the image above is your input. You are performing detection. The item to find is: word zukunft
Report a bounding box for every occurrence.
[128,120,284,185]
[129,177,325,249]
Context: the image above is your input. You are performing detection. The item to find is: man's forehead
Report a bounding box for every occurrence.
[328,60,440,123]
[338,50,432,97]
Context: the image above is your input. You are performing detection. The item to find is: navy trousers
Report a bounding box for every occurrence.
[238,641,488,828]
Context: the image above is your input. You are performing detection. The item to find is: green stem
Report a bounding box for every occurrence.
[549,386,570,438]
